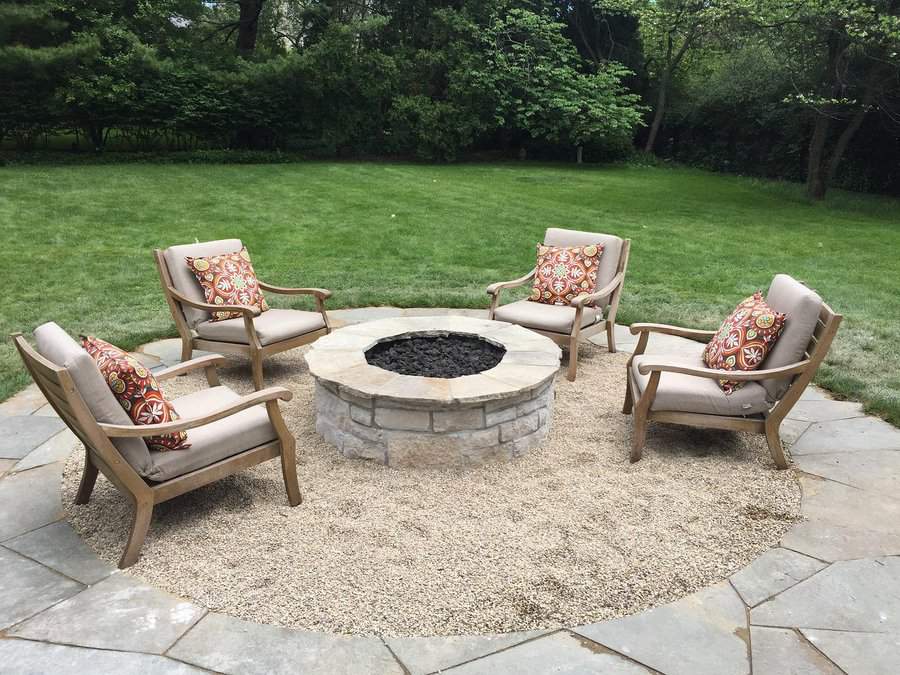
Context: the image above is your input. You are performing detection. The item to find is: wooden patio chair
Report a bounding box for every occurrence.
[623,274,842,469]
[487,227,631,381]
[154,239,332,390]
[12,322,301,569]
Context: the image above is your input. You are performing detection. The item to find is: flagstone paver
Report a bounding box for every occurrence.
[0,638,210,674]
[442,631,653,674]
[781,476,900,560]
[791,415,900,455]
[1,315,899,674]
[795,449,900,497]
[10,573,206,654]
[0,458,16,477]
[749,626,843,675]
[0,547,83,631]
[780,418,812,445]
[33,403,60,417]
[785,398,865,423]
[0,415,65,460]
[167,612,404,675]
[0,462,63,541]
[13,429,77,473]
[386,629,549,675]
[0,384,48,416]
[802,629,900,674]
[750,557,900,632]
[729,547,827,608]
[5,521,114,585]
[573,582,750,675]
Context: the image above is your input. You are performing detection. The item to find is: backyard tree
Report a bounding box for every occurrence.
[623,0,750,153]
[487,9,644,161]
[0,1,88,148]
[763,0,900,199]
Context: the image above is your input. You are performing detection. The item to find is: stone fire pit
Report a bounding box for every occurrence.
[305,316,561,466]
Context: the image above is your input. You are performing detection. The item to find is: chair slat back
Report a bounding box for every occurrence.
[13,334,95,436]
[806,303,841,366]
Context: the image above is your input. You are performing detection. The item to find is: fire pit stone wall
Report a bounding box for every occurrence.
[306,316,562,467]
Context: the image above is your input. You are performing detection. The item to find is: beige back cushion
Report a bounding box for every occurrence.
[163,238,243,327]
[33,322,153,476]
[543,228,623,308]
[761,274,823,401]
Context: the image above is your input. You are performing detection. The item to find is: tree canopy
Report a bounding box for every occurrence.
[1,0,897,198]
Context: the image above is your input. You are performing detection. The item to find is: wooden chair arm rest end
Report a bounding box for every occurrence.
[153,354,228,381]
[259,282,332,300]
[629,323,716,341]
[486,269,536,296]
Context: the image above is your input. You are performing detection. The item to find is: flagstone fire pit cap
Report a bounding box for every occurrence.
[304,316,562,406]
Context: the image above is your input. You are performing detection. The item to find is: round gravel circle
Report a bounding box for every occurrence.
[62,341,800,637]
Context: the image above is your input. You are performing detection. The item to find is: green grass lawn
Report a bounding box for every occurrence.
[2,161,898,425]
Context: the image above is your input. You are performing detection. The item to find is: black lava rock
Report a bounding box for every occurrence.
[365,334,505,378]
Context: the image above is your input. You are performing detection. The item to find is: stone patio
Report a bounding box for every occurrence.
[1,306,898,674]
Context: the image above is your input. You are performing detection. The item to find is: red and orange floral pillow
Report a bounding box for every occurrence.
[703,292,787,395]
[82,336,189,452]
[530,244,603,306]
[185,247,268,322]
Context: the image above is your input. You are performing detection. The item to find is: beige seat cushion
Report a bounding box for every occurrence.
[33,322,153,476]
[196,308,326,346]
[631,342,771,416]
[493,299,600,335]
[544,228,624,308]
[761,274,823,401]
[146,386,277,482]
[163,239,243,327]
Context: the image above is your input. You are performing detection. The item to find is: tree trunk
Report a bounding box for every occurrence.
[236,0,264,54]
[825,82,877,187]
[576,145,583,164]
[644,74,669,153]
[85,123,105,152]
[805,114,830,200]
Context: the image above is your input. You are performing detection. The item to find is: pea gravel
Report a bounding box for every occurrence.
[62,342,801,637]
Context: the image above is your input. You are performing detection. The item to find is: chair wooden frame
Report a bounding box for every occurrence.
[487,239,631,381]
[153,249,332,390]
[622,302,842,469]
[12,334,302,569]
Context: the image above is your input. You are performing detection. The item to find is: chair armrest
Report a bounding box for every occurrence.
[154,354,226,387]
[637,359,811,381]
[258,282,332,300]
[629,322,716,341]
[153,354,228,381]
[486,269,536,296]
[571,273,625,308]
[166,286,260,318]
[97,386,293,438]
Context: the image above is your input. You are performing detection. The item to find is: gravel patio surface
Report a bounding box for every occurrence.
[61,342,800,637]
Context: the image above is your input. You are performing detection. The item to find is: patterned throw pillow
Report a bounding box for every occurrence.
[185,247,269,322]
[703,292,787,395]
[529,244,603,306]
[82,336,190,452]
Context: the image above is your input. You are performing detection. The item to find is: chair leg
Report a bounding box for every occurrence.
[622,374,634,415]
[630,372,659,463]
[567,335,579,381]
[765,420,789,470]
[630,411,649,463]
[280,438,302,507]
[180,337,192,364]
[74,450,99,505]
[119,499,153,569]
[606,322,617,353]
[250,351,265,391]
